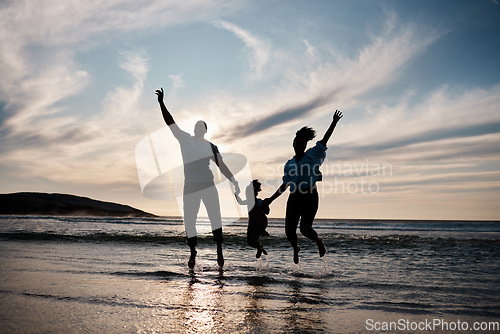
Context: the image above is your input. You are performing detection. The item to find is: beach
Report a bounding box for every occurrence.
[1,216,499,333]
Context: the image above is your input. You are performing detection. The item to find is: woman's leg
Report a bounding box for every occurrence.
[285,193,302,263]
[299,189,326,257]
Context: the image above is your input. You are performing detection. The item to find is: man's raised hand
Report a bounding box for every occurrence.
[155,87,164,102]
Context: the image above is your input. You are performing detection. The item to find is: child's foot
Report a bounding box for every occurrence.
[188,250,197,269]
[293,246,300,264]
[256,245,267,258]
[217,243,224,267]
[317,238,326,257]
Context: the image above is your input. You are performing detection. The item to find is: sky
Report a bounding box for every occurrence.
[1,0,500,220]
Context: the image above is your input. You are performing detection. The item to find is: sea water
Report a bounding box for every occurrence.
[0,216,499,333]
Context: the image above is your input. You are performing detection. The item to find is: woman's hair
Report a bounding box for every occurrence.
[295,126,316,142]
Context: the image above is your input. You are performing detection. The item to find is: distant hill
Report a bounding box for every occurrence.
[0,192,157,217]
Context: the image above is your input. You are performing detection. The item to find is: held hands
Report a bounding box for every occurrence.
[155,87,164,103]
[333,110,343,123]
[233,181,241,196]
[230,178,240,196]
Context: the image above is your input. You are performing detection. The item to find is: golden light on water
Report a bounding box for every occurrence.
[183,276,224,333]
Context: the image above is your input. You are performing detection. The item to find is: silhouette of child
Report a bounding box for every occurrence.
[235,180,270,258]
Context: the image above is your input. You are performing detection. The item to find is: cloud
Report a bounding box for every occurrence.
[214,20,271,77]
[0,0,241,47]
[1,2,498,219]
[119,50,149,82]
[1,51,90,136]
[0,50,152,187]
[0,0,242,129]
[213,17,441,140]
[168,74,184,90]
[342,121,500,157]
[335,84,500,159]
[0,1,244,188]
[226,94,332,137]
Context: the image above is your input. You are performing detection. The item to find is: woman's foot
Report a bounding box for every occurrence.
[293,245,300,264]
[317,238,326,257]
[188,249,197,269]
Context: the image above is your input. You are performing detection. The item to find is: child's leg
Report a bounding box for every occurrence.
[259,239,267,256]
[248,234,265,258]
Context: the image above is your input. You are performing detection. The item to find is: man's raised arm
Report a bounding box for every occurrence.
[156,87,175,125]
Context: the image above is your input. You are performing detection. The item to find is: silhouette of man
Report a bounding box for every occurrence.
[156,87,239,269]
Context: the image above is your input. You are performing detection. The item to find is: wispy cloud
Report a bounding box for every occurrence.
[0,0,241,130]
[0,1,243,188]
[163,15,451,168]
[1,51,90,137]
[168,74,184,90]
[1,1,498,219]
[336,84,500,159]
[195,15,500,220]
[214,20,271,77]
[0,0,240,47]
[0,50,152,186]
[213,17,441,140]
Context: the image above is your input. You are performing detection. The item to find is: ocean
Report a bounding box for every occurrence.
[0,216,499,333]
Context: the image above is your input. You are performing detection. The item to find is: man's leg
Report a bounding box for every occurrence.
[183,189,202,268]
[202,185,224,267]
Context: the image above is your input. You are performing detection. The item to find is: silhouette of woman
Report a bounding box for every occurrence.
[265,110,343,264]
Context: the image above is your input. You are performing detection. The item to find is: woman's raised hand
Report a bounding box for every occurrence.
[333,110,343,123]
